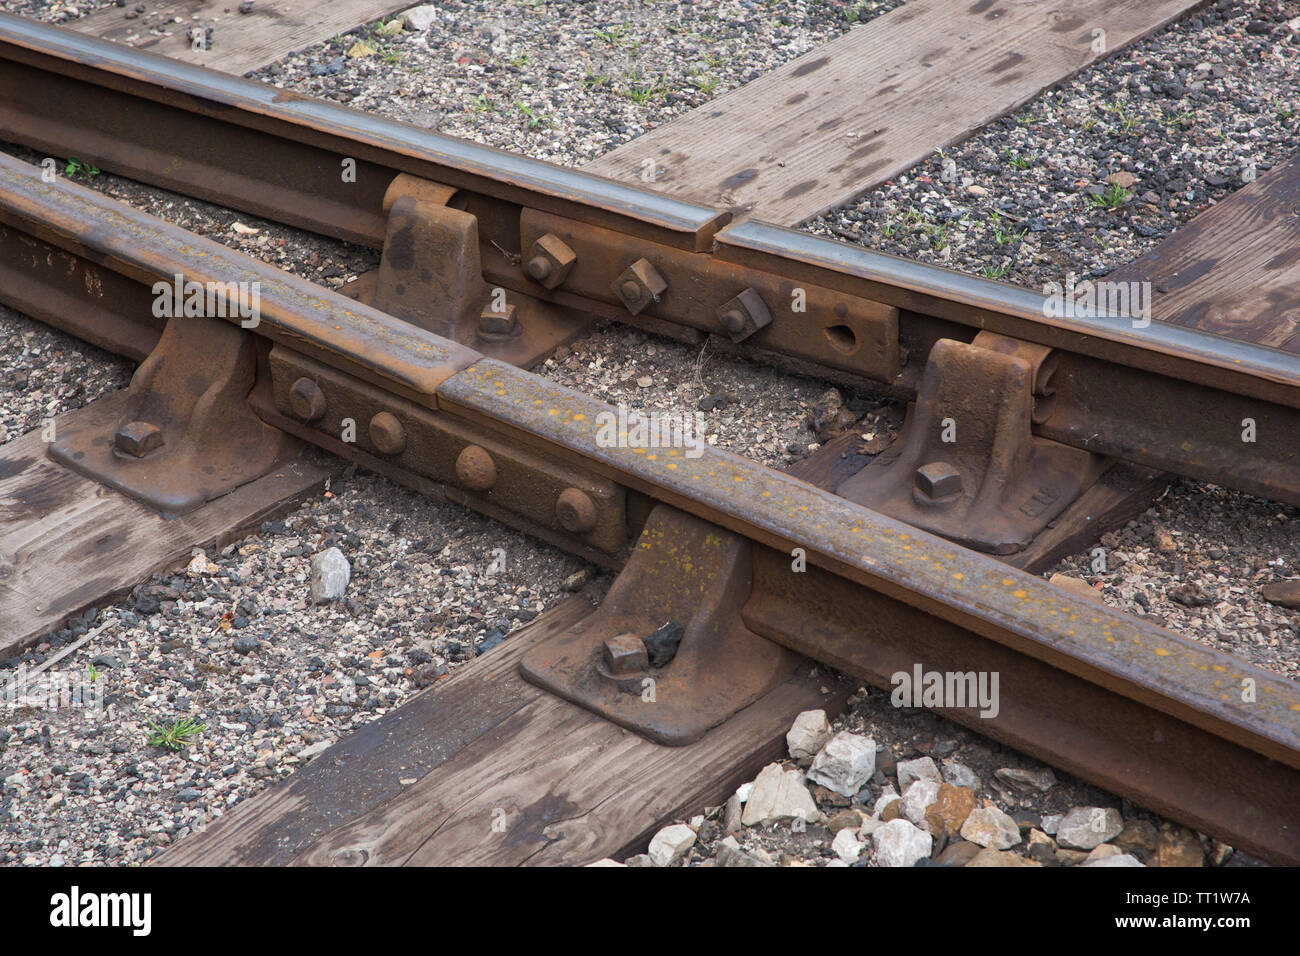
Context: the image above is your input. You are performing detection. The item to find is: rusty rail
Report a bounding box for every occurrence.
[1,14,1298,506]
[2,151,1299,863]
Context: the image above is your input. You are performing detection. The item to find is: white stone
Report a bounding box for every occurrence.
[897,756,943,789]
[832,827,862,863]
[585,858,625,867]
[858,817,884,837]
[786,709,832,763]
[899,778,941,828]
[401,4,439,30]
[807,731,876,797]
[960,806,1022,849]
[740,763,823,826]
[1081,853,1145,867]
[310,547,351,603]
[296,741,331,761]
[872,818,932,868]
[1040,813,1063,835]
[942,759,981,791]
[1056,807,1124,850]
[647,823,696,867]
[872,787,899,819]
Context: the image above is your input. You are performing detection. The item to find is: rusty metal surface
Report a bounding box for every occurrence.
[2,16,1298,509]
[47,316,298,515]
[842,333,1109,554]
[0,151,479,400]
[2,146,1299,860]
[520,505,799,744]
[519,208,902,382]
[436,359,1300,766]
[0,12,728,252]
[716,218,1300,406]
[744,555,1300,865]
[365,193,589,366]
[264,346,628,557]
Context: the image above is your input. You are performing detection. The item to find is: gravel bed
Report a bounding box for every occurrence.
[0,0,1294,868]
[251,0,891,165]
[804,0,1300,287]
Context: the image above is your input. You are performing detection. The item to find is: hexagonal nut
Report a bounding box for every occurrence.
[369,411,407,455]
[603,633,649,676]
[114,420,164,458]
[611,258,667,316]
[289,377,326,422]
[524,233,577,289]
[555,487,598,534]
[914,461,963,502]
[478,302,518,339]
[716,287,772,343]
[455,444,497,492]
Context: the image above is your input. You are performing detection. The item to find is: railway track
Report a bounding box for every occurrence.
[0,10,1297,867]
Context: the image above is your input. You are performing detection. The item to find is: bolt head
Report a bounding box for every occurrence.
[369,411,407,455]
[478,302,518,338]
[114,420,164,458]
[289,377,326,421]
[715,288,772,343]
[526,256,553,281]
[555,487,598,534]
[915,461,963,501]
[603,633,649,676]
[612,258,667,315]
[455,444,497,491]
[524,233,577,289]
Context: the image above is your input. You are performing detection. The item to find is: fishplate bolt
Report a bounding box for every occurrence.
[455,444,497,491]
[369,412,407,455]
[612,258,667,315]
[716,287,772,343]
[524,233,577,290]
[556,486,598,533]
[289,377,326,422]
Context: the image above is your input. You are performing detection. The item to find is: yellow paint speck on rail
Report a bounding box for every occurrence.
[952,573,964,581]
[1154,648,1171,657]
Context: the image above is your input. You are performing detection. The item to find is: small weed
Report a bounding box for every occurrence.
[980,262,1011,280]
[64,157,100,179]
[1103,98,1140,137]
[147,718,207,751]
[1086,182,1130,210]
[989,211,1026,245]
[595,24,627,46]
[1005,150,1034,170]
[517,102,544,129]
[86,662,100,683]
[472,94,495,113]
[509,53,530,68]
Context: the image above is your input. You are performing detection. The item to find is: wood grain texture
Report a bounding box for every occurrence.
[587,0,1204,224]
[1110,152,1300,353]
[161,594,850,866]
[70,0,406,76]
[0,401,331,660]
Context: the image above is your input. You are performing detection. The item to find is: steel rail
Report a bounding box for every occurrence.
[1,14,1297,506]
[2,153,1298,863]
